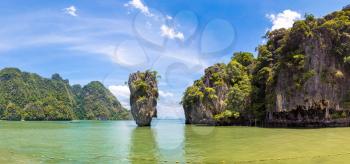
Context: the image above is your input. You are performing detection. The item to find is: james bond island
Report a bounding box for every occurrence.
[4,1,350,164]
[128,70,159,126]
[182,7,350,127]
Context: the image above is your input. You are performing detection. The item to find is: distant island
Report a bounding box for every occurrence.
[0,68,130,121]
[182,7,350,127]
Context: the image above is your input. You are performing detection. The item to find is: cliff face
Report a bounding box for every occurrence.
[183,64,229,124]
[128,70,158,126]
[182,54,252,125]
[273,36,350,113]
[183,7,350,127]
[0,68,130,121]
[265,10,350,125]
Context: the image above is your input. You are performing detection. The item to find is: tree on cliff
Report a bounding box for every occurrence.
[183,7,350,126]
[2,102,22,121]
[182,52,254,124]
[77,81,130,120]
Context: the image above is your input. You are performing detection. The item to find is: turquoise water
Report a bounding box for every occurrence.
[2,120,350,163]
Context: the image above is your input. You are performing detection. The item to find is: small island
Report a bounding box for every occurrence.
[182,7,350,127]
[128,70,159,126]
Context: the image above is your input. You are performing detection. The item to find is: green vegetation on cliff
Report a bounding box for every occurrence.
[128,70,159,126]
[76,81,130,120]
[254,9,350,114]
[129,70,159,105]
[182,52,253,124]
[183,7,350,126]
[0,68,75,120]
[0,68,130,121]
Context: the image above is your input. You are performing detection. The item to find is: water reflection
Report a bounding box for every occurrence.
[153,120,185,163]
[3,120,350,163]
[128,120,185,163]
[129,127,159,163]
[184,125,219,163]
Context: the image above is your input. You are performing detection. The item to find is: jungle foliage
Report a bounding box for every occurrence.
[0,68,130,121]
[182,8,350,123]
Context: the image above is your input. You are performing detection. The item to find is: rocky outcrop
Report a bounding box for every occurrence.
[251,7,350,127]
[268,38,350,126]
[265,10,350,127]
[183,7,350,127]
[182,55,252,125]
[183,64,229,125]
[128,70,158,126]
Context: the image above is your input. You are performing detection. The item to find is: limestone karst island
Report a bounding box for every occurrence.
[2,1,350,163]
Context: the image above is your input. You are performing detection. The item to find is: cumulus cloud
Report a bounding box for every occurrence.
[124,0,152,16]
[159,90,174,97]
[108,85,130,109]
[267,9,301,30]
[64,6,78,17]
[160,24,184,40]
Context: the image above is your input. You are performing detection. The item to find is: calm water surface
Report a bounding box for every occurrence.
[1,120,350,163]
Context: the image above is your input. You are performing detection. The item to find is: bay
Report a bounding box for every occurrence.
[1,120,350,163]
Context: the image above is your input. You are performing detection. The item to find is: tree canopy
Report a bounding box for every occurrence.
[0,68,130,121]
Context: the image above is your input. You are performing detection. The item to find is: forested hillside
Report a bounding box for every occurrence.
[0,68,130,121]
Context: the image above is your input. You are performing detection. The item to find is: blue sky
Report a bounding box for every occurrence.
[0,0,349,119]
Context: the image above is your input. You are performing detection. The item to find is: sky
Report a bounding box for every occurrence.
[0,0,349,119]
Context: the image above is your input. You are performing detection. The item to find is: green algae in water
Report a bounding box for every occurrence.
[1,120,350,163]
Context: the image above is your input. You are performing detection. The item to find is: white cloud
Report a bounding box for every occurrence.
[160,24,184,40]
[27,35,83,45]
[0,8,133,59]
[157,102,184,119]
[64,6,78,17]
[124,0,152,16]
[166,15,173,20]
[159,90,174,97]
[267,9,301,30]
[109,85,130,109]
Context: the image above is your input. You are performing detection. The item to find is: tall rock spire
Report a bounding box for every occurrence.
[128,70,159,126]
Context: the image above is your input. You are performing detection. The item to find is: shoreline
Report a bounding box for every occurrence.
[2,119,350,129]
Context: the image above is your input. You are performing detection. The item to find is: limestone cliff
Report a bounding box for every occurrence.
[183,64,229,125]
[128,70,159,126]
[183,7,350,127]
[182,54,252,125]
[264,9,350,126]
